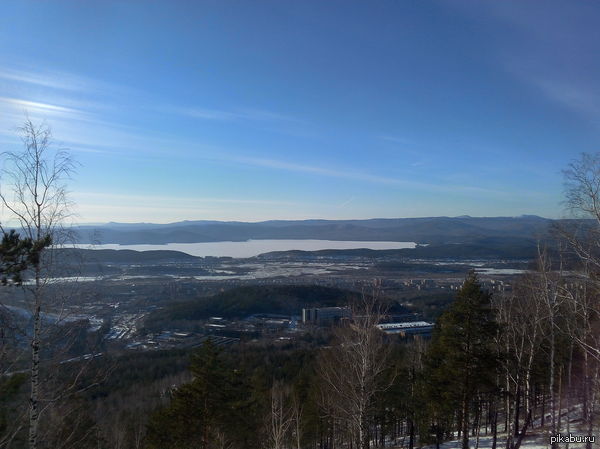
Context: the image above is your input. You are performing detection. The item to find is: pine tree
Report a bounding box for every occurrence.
[424,271,498,449]
[145,339,260,449]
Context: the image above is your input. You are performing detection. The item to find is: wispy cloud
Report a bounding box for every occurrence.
[0,66,136,98]
[73,191,296,207]
[453,2,600,126]
[0,97,84,116]
[205,152,508,197]
[0,68,82,91]
[532,79,600,124]
[167,105,302,124]
[378,135,413,145]
[168,107,236,121]
[71,192,301,223]
[0,95,178,157]
[234,108,302,123]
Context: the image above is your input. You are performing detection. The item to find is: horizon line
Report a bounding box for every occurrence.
[70,214,557,226]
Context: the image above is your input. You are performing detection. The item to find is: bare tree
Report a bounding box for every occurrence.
[559,269,600,449]
[558,152,600,449]
[290,393,303,449]
[266,381,294,449]
[519,247,567,447]
[494,274,547,449]
[316,283,393,449]
[0,119,76,449]
[559,153,600,271]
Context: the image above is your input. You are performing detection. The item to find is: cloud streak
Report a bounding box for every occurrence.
[0,66,137,98]
[0,97,83,116]
[456,2,600,126]
[71,192,302,223]
[73,191,297,207]
[205,152,508,197]
[0,68,83,91]
[533,79,600,124]
[167,105,303,124]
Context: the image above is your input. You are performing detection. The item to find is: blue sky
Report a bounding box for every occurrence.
[0,1,598,223]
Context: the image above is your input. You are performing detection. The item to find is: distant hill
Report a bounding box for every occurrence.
[73,216,556,245]
[259,236,541,260]
[48,248,207,277]
[53,248,200,264]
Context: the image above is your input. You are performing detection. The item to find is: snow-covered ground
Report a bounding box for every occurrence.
[418,432,596,449]
[395,407,597,449]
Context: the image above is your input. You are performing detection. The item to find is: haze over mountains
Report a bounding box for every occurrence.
[74,215,555,246]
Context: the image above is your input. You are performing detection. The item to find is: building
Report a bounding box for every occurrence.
[376,321,434,338]
[302,306,351,325]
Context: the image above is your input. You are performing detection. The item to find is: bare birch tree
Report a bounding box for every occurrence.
[316,283,393,449]
[558,268,600,449]
[0,119,75,449]
[557,152,600,449]
[266,381,294,449]
[494,275,547,449]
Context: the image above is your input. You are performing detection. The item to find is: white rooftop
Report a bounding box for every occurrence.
[376,321,433,330]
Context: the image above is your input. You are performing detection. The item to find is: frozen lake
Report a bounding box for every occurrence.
[75,239,416,258]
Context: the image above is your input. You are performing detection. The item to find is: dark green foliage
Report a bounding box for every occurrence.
[0,230,52,285]
[0,230,31,285]
[0,230,49,285]
[422,272,499,448]
[403,292,456,320]
[28,233,52,268]
[92,349,192,398]
[145,340,262,449]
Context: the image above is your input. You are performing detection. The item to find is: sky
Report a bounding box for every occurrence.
[0,0,599,223]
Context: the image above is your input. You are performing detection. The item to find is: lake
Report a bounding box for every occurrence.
[75,239,416,258]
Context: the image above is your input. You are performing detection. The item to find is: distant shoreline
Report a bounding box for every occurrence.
[73,239,417,258]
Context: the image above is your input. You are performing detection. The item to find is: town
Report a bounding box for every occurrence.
[0,248,518,357]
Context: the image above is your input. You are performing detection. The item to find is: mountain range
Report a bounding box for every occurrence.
[73,215,559,245]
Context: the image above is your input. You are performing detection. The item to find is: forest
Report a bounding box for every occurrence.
[2,240,600,448]
[138,263,599,449]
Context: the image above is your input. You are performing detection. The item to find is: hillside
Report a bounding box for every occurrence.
[53,248,200,263]
[259,236,541,260]
[48,248,208,277]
